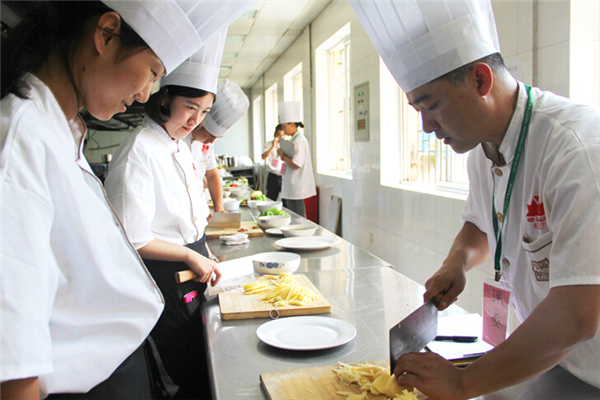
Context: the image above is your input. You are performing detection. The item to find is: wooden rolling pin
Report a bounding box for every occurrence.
[175,270,197,284]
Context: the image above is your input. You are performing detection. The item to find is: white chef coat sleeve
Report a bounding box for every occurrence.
[291,137,306,168]
[1,119,58,379]
[105,160,156,249]
[544,145,600,287]
[206,146,218,171]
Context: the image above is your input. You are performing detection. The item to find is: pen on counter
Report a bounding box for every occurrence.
[434,335,478,343]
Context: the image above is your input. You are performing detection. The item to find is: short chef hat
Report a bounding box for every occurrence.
[351,0,500,93]
[279,102,302,124]
[102,0,256,75]
[203,79,250,137]
[160,29,227,95]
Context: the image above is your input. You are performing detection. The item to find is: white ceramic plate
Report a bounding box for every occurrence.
[265,228,283,235]
[274,236,340,250]
[256,316,356,350]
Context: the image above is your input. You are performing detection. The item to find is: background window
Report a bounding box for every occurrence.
[284,63,303,119]
[252,95,263,162]
[264,83,278,144]
[401,97,469,191]
[315,23,351,177]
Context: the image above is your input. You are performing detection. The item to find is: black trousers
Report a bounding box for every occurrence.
[143,236,212,400]
[265,172,282,201]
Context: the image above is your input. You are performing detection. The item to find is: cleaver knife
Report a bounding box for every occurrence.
[389,299,438,372]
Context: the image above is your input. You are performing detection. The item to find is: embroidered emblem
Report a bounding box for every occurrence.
[202,143,210,153]
[531,258,549,281]
[526,196,546,230]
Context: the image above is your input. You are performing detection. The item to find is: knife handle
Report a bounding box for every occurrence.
[175,270,197,284]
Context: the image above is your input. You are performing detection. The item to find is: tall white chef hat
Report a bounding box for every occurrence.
[279,102,302,124]
[203,79,250,137]
[160,29,227,94]
[101,0,256,75]
[350,0,500,93]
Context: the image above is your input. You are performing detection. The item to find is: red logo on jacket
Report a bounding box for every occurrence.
[526,196,546,230]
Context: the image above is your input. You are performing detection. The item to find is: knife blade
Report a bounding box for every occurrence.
[389,299,438,372]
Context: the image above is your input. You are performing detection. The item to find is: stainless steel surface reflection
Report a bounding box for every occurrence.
[203,208,600,400]
[207,208,391,271]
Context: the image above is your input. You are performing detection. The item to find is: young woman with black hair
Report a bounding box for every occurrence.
[104,32,227,399]
[0,1,250,398]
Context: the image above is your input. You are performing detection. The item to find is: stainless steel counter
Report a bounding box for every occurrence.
[203,208,600,400]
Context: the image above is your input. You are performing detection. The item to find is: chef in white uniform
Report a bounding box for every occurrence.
[261,124,285,201]
[185,78,249,212]
[352,0,600,398]
[277,101,316,217]
[104,29,227,400]
[0,0,255,399]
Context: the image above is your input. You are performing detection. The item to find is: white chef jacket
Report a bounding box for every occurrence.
[263,140,283,175]
[281,132,316,200]
[0,74,163,396]
[105,117,209,249]
[462,82,600,387]
[184,135,218,179]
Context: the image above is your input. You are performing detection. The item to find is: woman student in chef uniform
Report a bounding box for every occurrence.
[0,0,254,398]
[104,30,228,400]
[262,124,285,201]
[353,0,600,398]
[277,101,316,217]
[185,78,249,212]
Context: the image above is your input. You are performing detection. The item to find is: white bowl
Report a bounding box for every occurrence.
[258,215,291,229]
[257,201,283,214]
[279,224,318,237]
[229,187,247,198]
[222,191,231,198]
[222,198,240,211]
[247,200,260,210]
[252,252,300,275]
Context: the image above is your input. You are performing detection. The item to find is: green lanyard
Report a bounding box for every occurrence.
[492,84,533,282]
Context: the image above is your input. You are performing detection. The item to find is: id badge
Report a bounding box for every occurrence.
[280,163,287,176]
[482,276,513,347]
[271,158,279,168]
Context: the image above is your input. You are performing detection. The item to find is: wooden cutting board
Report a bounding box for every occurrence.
[218,274,331,320]
[260,360,428,400]
[205,220,263,239]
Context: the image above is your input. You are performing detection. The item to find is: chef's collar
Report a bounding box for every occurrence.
[143,116,180,152]
[494,82,529,166]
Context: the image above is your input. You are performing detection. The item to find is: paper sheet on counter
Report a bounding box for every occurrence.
[207,256,255,296]
[426,313,493,360]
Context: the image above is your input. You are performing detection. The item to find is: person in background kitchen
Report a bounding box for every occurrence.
[277,101,316,217]
[261,124,285,201]
[352,0,600,398]
[185,78,249,212]
[0,0,254,398]
[104,29,229,400]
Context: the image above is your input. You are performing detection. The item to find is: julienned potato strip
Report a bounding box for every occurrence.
[333,362,417,400]
[243,274,318,306]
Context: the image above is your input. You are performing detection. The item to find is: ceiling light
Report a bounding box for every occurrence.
[222,52,238,58]
[226,35,246,42]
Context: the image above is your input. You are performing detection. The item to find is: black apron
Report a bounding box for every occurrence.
[47,337,177,400]
[143,235,212,400]
[266,172,282,201]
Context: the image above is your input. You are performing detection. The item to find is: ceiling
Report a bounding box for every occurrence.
[1,0,331,131]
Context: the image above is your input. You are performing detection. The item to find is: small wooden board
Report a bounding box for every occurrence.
[260,360,427,400]
[205,220,263,239]
[218,274,331,320]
